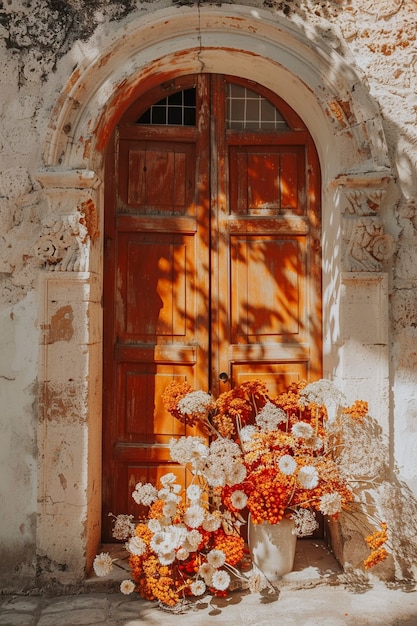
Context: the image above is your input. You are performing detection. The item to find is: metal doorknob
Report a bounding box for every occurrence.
[218,372,229,383]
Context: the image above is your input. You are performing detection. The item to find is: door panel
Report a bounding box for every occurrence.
[231,236,305,339]
[102,74,321,539]
[232,364,309,399]
[120,140,196,213]
[118,234,190,339]
[229,146,305,214]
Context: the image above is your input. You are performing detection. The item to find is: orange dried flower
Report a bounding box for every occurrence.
[343,400,368,423]
[135,522,153,543]
[212,412,236,438]
[148,499,165,519]
[216,380,269,428]
[365,523,388,550]
[364,548,388,569]
[162,380,193,425]
[213,528,245,566]
[246,467,293,524]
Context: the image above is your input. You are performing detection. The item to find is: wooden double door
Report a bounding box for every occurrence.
[102,74,321,538]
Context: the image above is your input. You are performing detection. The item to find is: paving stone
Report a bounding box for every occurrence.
[0,614,35,626]
[1,580,417,625]
[108,598,147,620]
[40,596,109,613]
[37,608,107,626]
[0,599,40,613]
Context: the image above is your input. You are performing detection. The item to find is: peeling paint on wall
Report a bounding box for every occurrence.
[47,305,74,343]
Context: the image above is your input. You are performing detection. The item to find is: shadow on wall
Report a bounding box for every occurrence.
[328,412,417,582]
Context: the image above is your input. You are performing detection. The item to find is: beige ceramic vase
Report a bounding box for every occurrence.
[248,515,297,581]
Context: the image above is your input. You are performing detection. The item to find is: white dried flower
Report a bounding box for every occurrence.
[190,580,206,596]
[158,487,181,503]
[202,513,222,532]
[239,425,257,443]
[158,551,176,565]
[226,461,247,485]
[290,508,319,537]
[255,401,287,431]
[298,465,319,489]
[184,504,205,529]
[162,500,178,517]
[160,472,178,487]
[176,547,190,561]
[319,492,343,516]
[120,580,135,595]
[304,435,324,451]
[210,438,242,460]
[111,514,136,540]
[131,482,158,507]
[93,552,114,577]
[230,489,248,510]
[148,519,161,533]
[204,465,227,487]
[178,390,215,417]
[184,529,203,551]
[211,569,230,591]
[292,421,314,439]
[150,531,168,553]
[126,536,146,556]
[299,379,345,407]
[199,562,215,584]
[278,454,297,476]
[169,436,209,471]
[207,549,226,568]
[186,484,203,502]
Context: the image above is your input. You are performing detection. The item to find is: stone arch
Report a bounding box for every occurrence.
[36,5,394,577]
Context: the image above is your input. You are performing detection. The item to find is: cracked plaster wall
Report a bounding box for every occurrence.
[1,0,417,587]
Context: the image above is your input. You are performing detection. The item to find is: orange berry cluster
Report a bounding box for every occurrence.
[365,522,388,550]
[129,548,194,606]
[246,468,291,524]
[343,400,369,423]
[213,528,245,566]
[148,499,165,519]
[364,547,388,569]
[216,380,269,429]
[212,412,235,438]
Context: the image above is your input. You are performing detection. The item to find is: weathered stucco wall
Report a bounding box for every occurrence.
[1,0,417,589]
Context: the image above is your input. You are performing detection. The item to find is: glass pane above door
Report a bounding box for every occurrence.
[137,88,196,126]
[226,83,289,130]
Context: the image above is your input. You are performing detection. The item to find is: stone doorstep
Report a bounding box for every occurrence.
[86,539,343,592]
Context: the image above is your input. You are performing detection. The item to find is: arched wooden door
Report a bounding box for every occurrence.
[102,74,322,539]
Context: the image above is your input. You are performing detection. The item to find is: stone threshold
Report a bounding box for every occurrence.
[85,539,343,592]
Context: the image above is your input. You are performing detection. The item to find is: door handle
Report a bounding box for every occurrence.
[218,372,229,383]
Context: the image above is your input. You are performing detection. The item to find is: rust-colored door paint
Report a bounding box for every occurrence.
[102,75,322,539]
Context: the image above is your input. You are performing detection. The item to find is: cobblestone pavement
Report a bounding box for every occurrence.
[1,542,416,625]
[1,581,417,626]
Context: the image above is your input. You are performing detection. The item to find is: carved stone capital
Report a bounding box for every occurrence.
[333,172,395,271]
[35,169,101,271]
[342,215,396,272]
[343,188,386,216]
[335,172,391,216]
[35,214,88,271]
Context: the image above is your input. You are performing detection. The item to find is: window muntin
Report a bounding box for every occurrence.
[136,88,196,126]
[136,83,289,130]
[226,83,289,130]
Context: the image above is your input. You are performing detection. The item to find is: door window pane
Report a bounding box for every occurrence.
[137,88,196,126]
[226,83,289,130]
